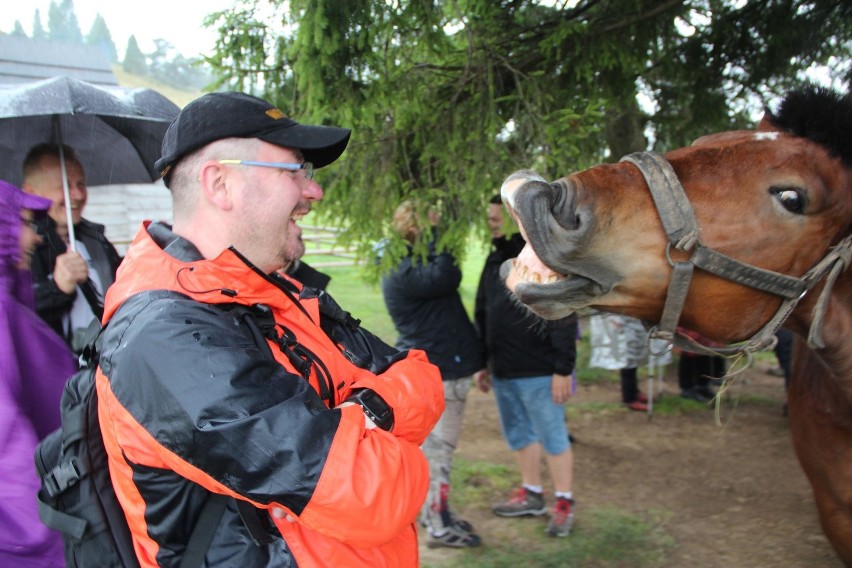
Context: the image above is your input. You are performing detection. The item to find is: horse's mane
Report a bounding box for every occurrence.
[767,85,852,167]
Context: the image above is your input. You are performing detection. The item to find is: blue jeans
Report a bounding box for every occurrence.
[492,375,570,455]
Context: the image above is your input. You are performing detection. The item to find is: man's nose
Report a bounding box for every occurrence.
[303,179,324,201]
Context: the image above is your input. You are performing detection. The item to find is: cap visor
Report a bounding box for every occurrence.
[259,124,351,168]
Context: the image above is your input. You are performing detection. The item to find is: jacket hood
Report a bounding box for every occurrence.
[0,180,50,302]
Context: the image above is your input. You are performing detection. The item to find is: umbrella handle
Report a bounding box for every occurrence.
[55,119,76,251]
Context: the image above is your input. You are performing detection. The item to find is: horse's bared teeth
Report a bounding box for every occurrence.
[530,272,541,283]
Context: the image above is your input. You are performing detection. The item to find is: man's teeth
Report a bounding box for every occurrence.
[513,259,561,284]
[291,213,305,222]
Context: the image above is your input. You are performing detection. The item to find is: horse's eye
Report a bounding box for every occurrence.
[770,187,805,215]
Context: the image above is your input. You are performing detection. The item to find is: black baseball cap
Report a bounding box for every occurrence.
[155,92,351,183]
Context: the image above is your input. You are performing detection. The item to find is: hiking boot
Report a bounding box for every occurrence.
[492,487,547,517]
[426,525,482,548]
[546,497,575,537]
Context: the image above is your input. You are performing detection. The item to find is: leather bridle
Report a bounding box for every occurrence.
[620,151,852,356]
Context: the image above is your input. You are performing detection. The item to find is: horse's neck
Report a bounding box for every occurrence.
[791,271,852,395]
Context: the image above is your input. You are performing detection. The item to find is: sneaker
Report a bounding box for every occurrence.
[426,525,482,548]
[635,392,649,403]
[419,510,474,533]
[492,487,547,517]
[546,497,575,537]
[448,513,474,534]
[625,400,648,412]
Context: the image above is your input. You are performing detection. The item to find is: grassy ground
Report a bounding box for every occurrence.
[112,67,201,108]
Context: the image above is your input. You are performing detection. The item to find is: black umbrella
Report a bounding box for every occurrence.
[0,76,180,247]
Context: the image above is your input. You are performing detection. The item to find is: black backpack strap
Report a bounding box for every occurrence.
[180,493,229,568]
[78,278,104,321]
[36,491,87,539]
[235,500,275,546]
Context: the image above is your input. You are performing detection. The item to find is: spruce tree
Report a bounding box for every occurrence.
[86,13,118,63]
[47,0,83,43]
[32,9,47,40]
[11,21,27,37]
[123,35,148,76]
[204,0,852,267]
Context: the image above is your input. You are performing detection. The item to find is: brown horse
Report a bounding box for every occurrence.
[500,86,852,564]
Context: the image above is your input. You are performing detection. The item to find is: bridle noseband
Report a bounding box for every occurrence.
[620,151,852,356]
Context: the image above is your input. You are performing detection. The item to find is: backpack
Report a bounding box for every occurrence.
[34,315,232,568]
[33,295,273,568]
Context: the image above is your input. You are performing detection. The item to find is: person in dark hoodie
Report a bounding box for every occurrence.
[21,144,122,355]
[381,199,485,549]
[474,193,579,538]
[0,179,76,567]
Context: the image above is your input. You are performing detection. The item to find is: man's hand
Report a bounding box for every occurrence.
[337,401,378,429]
[551,373,573,405]
[53,251,89,294]
[474,369,491,393]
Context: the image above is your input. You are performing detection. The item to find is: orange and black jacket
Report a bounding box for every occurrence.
[96,221,444,567]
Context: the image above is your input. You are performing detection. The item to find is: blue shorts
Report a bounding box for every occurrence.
[492,375,570,455]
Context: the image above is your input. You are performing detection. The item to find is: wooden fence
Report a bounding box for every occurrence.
[300,225,359,268]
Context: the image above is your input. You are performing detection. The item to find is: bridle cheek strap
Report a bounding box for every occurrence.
[620,151,851,356]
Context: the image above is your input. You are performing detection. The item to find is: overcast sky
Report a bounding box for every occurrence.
[1,0,236,58]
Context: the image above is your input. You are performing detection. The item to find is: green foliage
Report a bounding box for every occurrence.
[205,0,852,271]
[85,13,117,63]
[47,0,83,44]
[11,21,27,37]
[123,35,148,76]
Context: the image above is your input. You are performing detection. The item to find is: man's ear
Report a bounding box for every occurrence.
[198,160,234,211]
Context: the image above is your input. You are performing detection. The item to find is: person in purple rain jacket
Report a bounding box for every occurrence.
[0,179,76,567]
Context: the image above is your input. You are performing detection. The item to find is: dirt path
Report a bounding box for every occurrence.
[420,361,841,567]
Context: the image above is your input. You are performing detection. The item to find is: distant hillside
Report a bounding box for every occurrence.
[112,66,202,108]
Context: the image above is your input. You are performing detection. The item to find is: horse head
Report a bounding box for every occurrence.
[502,85,852,565]
[502,86,851,351]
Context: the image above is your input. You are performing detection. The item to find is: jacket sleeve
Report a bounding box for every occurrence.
[474,265,490,356]
[100,294,439,548]
[344,349,444,445]
[545,316,578,376]
[30,248,76,321]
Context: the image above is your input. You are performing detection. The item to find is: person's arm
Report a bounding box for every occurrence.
[393,252,462,300]
[99,296,443,547]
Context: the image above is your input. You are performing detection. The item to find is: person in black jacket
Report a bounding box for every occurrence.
[474,194,579,538]
[22,144,122,355]
[381,200,485,549]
